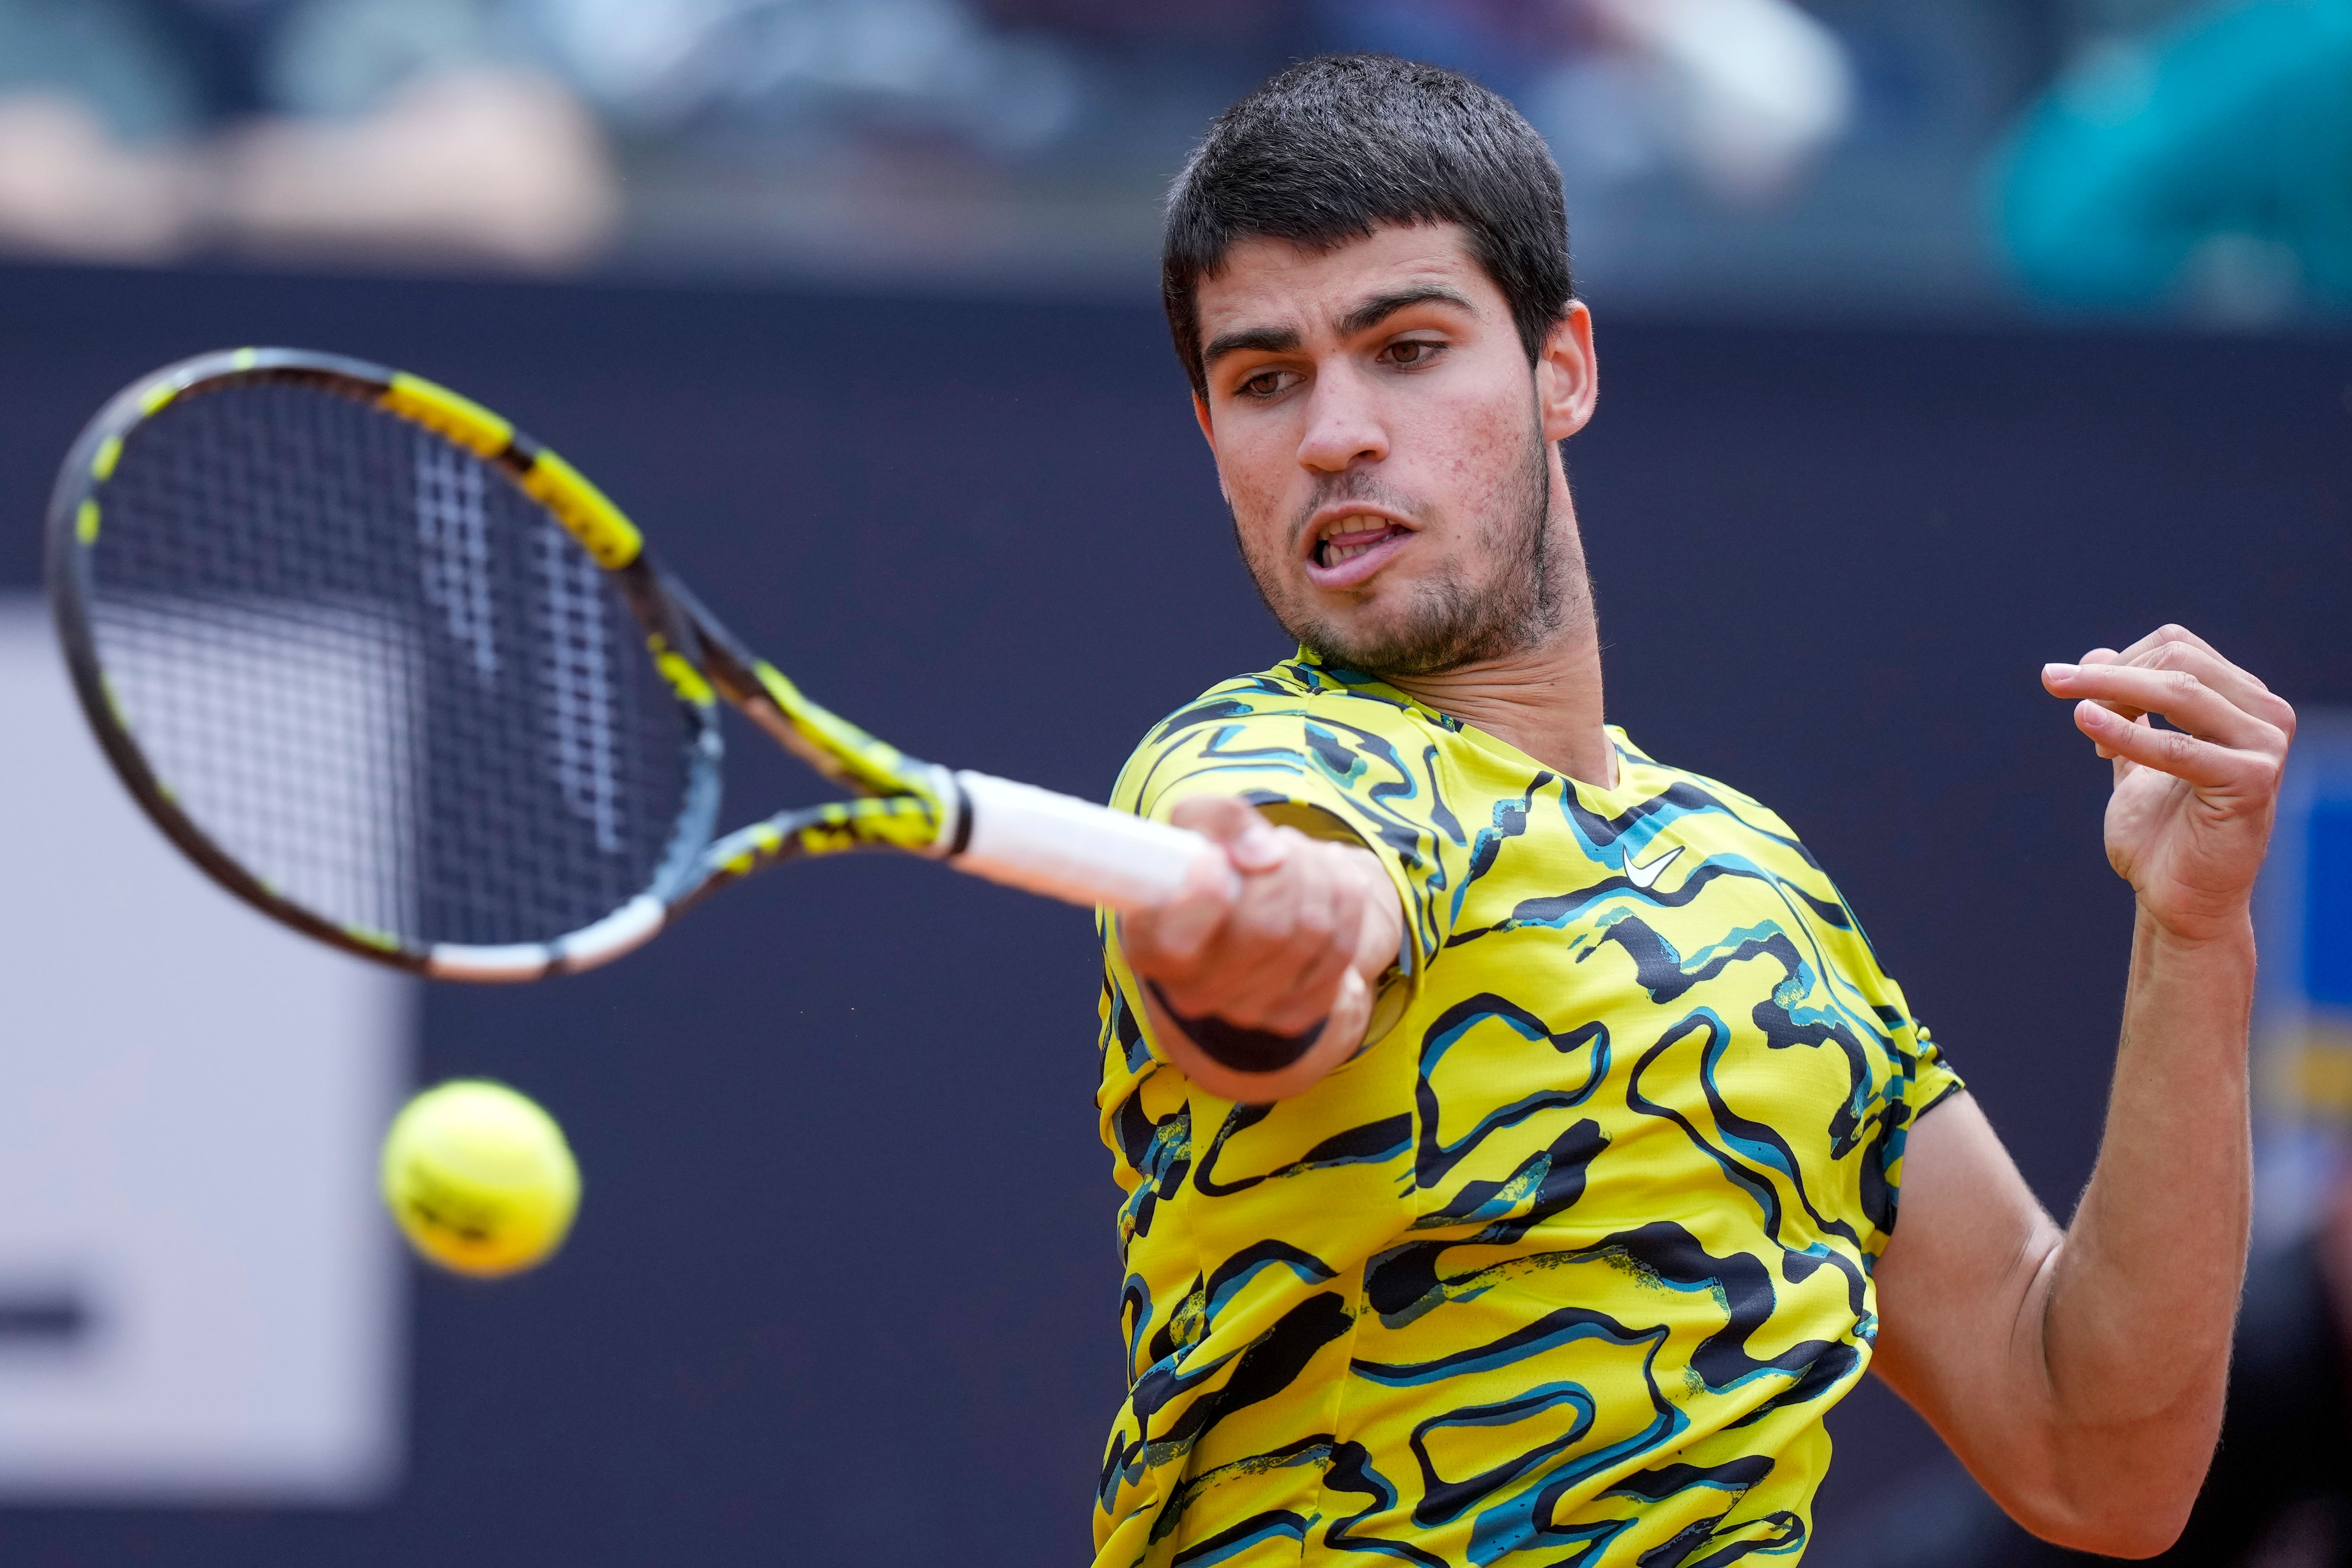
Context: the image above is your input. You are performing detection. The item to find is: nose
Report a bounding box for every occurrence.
[1294,360,1387,473]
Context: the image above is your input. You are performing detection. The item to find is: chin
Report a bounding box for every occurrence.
[1255,559,1462,674]
[1287,615,1420,676]
[1290,577,1554,679]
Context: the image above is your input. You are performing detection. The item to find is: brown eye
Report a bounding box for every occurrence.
[1386,340,1438,366]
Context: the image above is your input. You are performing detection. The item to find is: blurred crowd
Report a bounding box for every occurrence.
[0,0,2344,319]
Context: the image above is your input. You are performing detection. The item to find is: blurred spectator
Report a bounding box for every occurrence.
[0,0,617,269]
[224,66,617,269]
[506,0,1081,152]
[1581,0,1853,202]
[1990,0,2352,322]
[0,1,195,260]
[0,92,198,263]
[1318,0,1856,204]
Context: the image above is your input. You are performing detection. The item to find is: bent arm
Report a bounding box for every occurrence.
[1875,625,2289,1558]
[1872,914,2253,1557]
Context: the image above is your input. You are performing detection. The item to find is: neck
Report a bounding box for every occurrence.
[1385,484,1614,788]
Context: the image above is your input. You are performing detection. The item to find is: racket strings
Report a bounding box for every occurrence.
[84,381,695,949]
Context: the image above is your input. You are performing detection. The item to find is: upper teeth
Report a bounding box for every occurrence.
[1322,516,1389,566]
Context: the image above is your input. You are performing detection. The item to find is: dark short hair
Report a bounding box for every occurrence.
[1162,54,1575,400]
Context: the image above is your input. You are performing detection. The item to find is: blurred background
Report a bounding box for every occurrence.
[0,2,2347,1566]
[0,0,2345,321]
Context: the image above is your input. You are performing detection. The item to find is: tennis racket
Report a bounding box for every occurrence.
[46,347,1216,981]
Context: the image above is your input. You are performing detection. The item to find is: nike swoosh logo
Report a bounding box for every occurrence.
[1624,845,1683,890]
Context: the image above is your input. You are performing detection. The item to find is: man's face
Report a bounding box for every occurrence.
[1191,222,1590,676]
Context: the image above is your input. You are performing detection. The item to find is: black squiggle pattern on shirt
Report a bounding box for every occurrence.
[1092,653,1963,1567]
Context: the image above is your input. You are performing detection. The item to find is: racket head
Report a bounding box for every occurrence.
[45,348,723,980]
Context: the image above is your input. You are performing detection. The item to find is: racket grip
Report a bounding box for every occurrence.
[951,771,1220,911]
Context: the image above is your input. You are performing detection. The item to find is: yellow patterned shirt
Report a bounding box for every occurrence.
[1091,652,1962,1568]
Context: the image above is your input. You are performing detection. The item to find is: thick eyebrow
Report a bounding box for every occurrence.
[1199,285,1476,377]
[1201,324,1300,371]
[1336,285,1476,339]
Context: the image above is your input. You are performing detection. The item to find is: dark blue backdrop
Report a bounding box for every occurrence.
[1,261,2345,1564]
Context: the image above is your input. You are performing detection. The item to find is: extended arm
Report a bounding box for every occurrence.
[1872,625,2293,1557]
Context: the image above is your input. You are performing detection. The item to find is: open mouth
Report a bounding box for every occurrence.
[1311,514,1410,571]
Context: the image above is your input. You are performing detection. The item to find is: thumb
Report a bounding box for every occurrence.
[1170,793,1258,843]
[1169,794,1285,872]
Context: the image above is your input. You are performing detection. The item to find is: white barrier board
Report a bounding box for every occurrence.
[0,597,405,1502]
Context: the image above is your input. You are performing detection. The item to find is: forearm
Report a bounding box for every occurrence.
[2029,910,2254,1524]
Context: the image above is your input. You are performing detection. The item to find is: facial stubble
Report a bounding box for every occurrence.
[1235,412,1573,679]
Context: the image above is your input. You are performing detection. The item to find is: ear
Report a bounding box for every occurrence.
[1536,302,1599,443]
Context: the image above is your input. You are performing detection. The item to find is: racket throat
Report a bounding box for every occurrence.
[740,694,863,787]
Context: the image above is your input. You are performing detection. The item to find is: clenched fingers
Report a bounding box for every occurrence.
[1126,848,1236,967]
[1204,834,1366,1032]
[1201,832,1340,1023]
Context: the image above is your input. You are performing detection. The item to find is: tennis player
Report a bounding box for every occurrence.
[1095,55,2294,1567]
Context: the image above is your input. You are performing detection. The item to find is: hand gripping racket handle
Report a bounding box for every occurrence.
[951,771,1221,912]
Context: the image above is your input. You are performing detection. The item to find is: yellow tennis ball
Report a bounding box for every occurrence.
[380,1080,580,1278]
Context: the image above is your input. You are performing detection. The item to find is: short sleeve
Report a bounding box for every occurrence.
[1907,1020,1966,1120]
[1863,978,1967,1251]
[1096,673,1468,1078]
